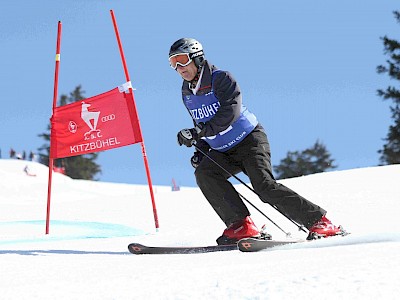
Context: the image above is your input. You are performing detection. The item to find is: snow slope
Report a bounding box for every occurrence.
[0,159,399,299]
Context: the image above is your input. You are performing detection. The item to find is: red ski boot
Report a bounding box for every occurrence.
[216,216,260,245]
[307,215,344,240]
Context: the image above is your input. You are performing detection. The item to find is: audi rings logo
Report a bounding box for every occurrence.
[102,114,116,122]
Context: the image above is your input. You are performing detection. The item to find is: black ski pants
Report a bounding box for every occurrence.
[195,124,326,229]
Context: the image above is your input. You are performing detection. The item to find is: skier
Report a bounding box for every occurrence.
[169,38,343,245]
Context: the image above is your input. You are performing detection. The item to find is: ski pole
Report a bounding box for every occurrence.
[193,144,307,234]
[236,190,290,236]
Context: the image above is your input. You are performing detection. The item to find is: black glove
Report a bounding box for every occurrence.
[190,151,204,168]
[177,128,198,147]
[177,123,205,147]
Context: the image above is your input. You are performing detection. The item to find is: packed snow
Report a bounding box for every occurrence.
[0,159,399,299]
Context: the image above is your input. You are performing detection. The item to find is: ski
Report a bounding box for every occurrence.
[237,237,304,252]
[128,242,237,255]
[128,228,350,254]
[238,228,350,252]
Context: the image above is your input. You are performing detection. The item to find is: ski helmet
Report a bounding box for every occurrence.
[169,38,205,68]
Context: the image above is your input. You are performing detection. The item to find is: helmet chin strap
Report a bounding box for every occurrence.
[189,66,202,90]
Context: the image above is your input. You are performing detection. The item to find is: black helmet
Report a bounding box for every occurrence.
[169,38,205,68]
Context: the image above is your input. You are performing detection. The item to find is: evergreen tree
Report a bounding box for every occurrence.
[274,140,337,179]
[376,11,400,165]
[38,86,101,180]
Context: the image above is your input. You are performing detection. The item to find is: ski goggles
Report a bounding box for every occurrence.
[169,53,192,70]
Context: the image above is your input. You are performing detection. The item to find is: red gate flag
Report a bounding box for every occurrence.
[46,13,159,235]
[50,83,142,159]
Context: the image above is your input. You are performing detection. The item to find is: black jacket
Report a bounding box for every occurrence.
[181,61,243,140]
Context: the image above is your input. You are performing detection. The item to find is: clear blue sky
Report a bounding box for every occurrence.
[1,0,398,187]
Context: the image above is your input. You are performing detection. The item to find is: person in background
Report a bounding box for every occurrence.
[9,148,15,158]
[169,38,344,244]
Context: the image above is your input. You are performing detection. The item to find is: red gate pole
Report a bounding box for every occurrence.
[46,21,62,234]
[110,10,159,230]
